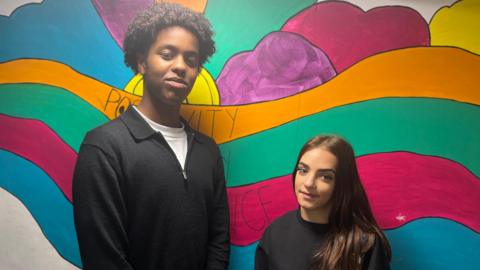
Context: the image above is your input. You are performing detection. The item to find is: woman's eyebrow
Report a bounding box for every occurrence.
[317,169,336,174]
[298,162,309,169]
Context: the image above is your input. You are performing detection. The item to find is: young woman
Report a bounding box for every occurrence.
[255,135,391,270]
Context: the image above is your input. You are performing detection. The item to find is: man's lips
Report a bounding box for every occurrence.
[165,78,188,89]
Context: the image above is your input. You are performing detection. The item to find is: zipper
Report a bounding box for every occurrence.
[183,131,195,180]
[154,131,193,181]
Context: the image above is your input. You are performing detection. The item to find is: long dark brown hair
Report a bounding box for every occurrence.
[292,135,391,270]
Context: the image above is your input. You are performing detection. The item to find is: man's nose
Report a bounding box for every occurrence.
[172,56,187,75]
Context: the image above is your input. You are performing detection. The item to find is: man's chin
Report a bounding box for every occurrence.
[150,91,187,107]
[163,95,188,106]
[165,89,189,104]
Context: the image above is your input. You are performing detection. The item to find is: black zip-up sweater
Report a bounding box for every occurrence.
[73,106,230,270]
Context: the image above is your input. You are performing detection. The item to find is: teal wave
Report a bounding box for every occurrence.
[0,83,108,152]
[219,98,480,186]
[204,0,316,78]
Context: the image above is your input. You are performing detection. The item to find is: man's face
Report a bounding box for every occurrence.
[138,26,200,106]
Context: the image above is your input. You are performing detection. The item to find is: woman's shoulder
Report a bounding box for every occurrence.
[267,210,298,231]
[260,210,298,241]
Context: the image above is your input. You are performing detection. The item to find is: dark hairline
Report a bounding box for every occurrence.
[123,3,215,73]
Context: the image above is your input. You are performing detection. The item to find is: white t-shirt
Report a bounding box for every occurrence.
[133,106,188,169]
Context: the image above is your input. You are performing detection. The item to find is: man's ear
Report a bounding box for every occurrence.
[137,53,146,74]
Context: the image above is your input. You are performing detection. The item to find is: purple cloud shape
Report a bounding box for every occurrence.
[217,31,336,105]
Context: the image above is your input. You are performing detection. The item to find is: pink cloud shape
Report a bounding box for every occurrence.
[282,1,430,72]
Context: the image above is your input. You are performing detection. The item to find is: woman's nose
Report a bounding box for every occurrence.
[303,174,316,188]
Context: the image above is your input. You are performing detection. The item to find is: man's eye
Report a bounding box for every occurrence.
[159,51,173,59]
[185,56,199,67]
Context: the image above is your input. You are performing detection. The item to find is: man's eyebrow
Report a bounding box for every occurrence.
[184,51,199,56]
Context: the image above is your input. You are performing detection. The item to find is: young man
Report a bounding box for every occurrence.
[72,3,229,269]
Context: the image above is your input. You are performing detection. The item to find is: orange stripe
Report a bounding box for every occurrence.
[0,59,141,119]
[1,47,479,144]
[181,47,480,143]
[155,0,208,13]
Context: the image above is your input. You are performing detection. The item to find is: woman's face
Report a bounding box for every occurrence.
[295,147,337,218]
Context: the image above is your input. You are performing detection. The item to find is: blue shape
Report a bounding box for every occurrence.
[387,219,479,270]
[0,0,133,88]
[230,242,257,270]
[0,150,82,267]
[230,218,480,270]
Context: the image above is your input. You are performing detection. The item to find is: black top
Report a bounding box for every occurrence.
[255,210,390,270]
[72,106,229,270]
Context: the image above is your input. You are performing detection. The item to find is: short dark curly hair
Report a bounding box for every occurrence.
[123,3,215,73]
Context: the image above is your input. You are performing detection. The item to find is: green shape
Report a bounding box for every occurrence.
[219,98,480,187]
[0,83,108,152]
[204,0,316,78]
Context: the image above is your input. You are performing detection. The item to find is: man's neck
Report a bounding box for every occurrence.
[136,97,182,128]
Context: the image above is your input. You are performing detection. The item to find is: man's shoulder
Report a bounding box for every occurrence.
[82,117,128,148]
[193,130,217,146]
[187,126,220,153]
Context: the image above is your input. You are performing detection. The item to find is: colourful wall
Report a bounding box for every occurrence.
[1,0,479,269]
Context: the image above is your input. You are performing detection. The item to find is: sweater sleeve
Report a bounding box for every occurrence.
[72,143,133,270]
[254,222,272,270]
[364,237,391,270]
[254,243,269,270]
[205,150,230,270]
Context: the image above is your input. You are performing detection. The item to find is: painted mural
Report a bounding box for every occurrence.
[1,0,479,269]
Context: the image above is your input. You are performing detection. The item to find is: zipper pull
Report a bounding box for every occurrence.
[182,170,188,180]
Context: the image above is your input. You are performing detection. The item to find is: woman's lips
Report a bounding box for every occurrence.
[300,191,318,200]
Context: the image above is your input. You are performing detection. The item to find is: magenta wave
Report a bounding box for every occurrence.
[282,1,430,72]
[0,114,76,201]
[228,175,297,246]
[228,152,480,246]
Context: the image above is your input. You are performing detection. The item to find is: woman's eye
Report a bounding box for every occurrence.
[319,174,334,181]
[297,168,307,175]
